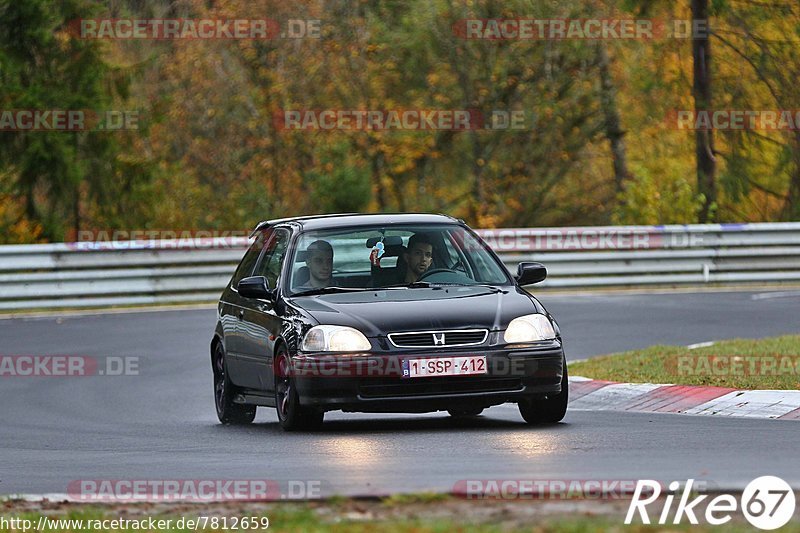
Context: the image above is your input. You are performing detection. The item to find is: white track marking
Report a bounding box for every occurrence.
[684,390,800,419]
[687,341,715,350]
[751,291,800,300]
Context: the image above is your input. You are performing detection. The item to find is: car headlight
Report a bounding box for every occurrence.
[503,314,556,343]
[301,325,372,352]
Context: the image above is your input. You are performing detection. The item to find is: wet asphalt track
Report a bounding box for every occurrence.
[1,289,799,496]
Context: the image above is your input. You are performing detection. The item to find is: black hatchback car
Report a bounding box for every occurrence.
[211,213,567,430]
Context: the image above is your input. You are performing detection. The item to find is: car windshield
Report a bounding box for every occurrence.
[287,224,510,295]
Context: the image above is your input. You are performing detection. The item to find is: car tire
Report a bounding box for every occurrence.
[447,408,484,418]
[213,342,257,425]
[275,347,324,431]
[518,356,569,424]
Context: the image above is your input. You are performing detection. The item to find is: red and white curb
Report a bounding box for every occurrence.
[568,376,800,420]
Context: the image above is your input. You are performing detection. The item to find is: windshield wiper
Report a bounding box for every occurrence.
[380,281,437,289]
[292,286,369,297]
[406,281,436,288]
[425,282,505,293]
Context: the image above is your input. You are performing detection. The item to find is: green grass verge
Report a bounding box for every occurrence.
[570,335,800,389]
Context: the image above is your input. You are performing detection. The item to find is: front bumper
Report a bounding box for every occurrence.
[290,339,565,413]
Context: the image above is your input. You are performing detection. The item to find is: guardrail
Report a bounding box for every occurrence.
[1,222,799,310]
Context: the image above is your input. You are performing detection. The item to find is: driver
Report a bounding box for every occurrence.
[401,233,434,283]
[296,240,333,290]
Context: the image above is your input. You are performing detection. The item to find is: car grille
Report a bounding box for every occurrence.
[387,329,488,348]
[359,377,522,398]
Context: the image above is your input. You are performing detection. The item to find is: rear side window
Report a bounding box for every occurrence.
[231,230,271,287]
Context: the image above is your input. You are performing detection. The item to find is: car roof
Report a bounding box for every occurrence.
[251,213,460,235]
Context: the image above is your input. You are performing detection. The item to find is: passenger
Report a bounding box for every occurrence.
[401,233,434,283]
[297,240,333,290]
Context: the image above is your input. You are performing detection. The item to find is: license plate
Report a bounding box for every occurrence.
[402,355,487,378]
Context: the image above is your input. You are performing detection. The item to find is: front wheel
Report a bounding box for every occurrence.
[518,357,568,424]
[213,342,256,425]
[275,348,324,431]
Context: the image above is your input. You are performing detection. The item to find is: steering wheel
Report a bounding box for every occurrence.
[417,268,458,281]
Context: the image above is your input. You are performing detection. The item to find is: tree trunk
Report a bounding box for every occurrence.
[784,132,800,220]
[597,42,631,198]
[73,185,80,241]
[371,151,386,211]
[73,135,81,239]
[469,130,486,225]
[692,0,716,222]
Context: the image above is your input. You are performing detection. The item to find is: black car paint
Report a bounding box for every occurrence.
[212,213,564,414]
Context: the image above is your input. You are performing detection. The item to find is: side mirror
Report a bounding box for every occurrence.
[237,276,273,300]
[515,262,547,286]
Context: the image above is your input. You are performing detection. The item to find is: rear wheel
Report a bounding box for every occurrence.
[213,342,256,424]
[275,347,324,431]
[447,408,484,418]
[518,357,569,424]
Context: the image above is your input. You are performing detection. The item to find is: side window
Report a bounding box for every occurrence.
[440,233,461,268]
[231,230,272,287]
[253,228,290,289]
[461,232,507,283]
[444,231,474,278]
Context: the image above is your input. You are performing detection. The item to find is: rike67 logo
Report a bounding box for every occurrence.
[626,476,796,530]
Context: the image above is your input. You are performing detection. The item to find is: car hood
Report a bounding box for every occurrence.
[289,286,543,336]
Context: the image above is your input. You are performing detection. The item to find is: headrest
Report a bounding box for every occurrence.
[294,265,310,285]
